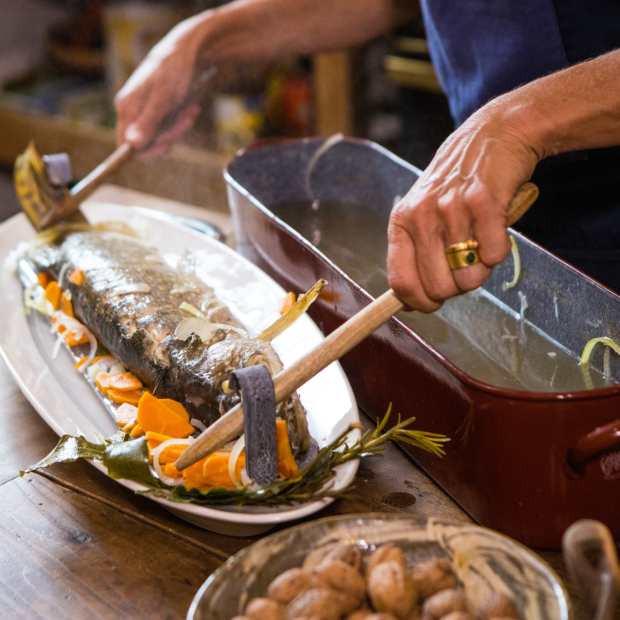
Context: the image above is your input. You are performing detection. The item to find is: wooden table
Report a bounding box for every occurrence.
[0,188,588,619]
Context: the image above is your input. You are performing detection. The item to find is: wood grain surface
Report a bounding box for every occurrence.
[0,189,588,619]
[0,355,589,619]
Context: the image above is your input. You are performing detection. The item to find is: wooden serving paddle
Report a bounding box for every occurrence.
[175,182,539,470]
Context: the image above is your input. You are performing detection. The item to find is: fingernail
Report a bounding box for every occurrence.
[126,124,143,145]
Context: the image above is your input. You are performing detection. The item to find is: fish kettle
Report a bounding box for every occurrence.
[225,137,620,548]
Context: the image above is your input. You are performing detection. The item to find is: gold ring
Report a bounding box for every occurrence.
[445,239,479,270]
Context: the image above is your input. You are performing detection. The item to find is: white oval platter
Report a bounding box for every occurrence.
[0,202,359,536]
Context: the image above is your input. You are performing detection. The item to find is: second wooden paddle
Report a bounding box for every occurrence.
[175,181,539,470]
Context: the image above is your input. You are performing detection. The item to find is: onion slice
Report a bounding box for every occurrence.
[115,403,137,427]
[228,434,246,489]
[57,261,71,289]
[190,418,206,432]
[51,332,64,359]
[24,285,54,317]
[150,437,194,486]
[502,236,522,291]
[52,311,98,364]
[579,336,620,367]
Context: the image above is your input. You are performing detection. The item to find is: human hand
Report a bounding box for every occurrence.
[115,16,207,156]
[387,104,540,312]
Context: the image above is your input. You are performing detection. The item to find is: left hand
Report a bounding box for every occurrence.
[387,104,540,312]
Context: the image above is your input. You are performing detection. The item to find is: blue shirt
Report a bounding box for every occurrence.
[419,1,620,290]
[420,1,620,123]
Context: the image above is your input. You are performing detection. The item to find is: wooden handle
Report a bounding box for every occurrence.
[562,520,620,620]
[175,182,539,470]
[65,68,217,210]
[175,289,404,469]
[68,142,134,207]
[507,182,538,226]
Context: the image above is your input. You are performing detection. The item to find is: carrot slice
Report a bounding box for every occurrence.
[129,423,144,438]
[45,281,61,309]
[108,371,142,392]
[145,431,172,451]
[182,451,246,490]
[50,315,66,334]
[158,444,186,465]
[37,272,50,288]
[60,291,74,317]
[68,269,85,286]
[177,422,297,490]
[164,463,181,478]
[95,371,112,391]
[137,392,194,437]
[276,419,299,478]
[65,331,89,347]
[106,388,143,406]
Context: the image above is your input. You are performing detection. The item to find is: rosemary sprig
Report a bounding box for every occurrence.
[161,406,449,506]
[25,407,449,507]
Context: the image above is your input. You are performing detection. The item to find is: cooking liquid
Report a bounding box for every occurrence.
[271,200,612,391]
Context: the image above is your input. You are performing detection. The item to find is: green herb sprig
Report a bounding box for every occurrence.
[162,406,449,506]
[24,407,449,507]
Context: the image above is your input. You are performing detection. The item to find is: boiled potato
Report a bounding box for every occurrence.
[286,587,347,620]
[367,559,416,619]
[245,597,284,620]
[314,559,366,603]
[421,588,467,618]
[366,544,406,573]
[268,567,313,604]
[410,558,457,600]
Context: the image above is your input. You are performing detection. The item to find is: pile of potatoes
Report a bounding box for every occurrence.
[231,542,520,620]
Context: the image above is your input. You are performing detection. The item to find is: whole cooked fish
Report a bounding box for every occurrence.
[21,230,311,455]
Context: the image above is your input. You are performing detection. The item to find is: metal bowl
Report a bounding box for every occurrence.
[187,513,571,619]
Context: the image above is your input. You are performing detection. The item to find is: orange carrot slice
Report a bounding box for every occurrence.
[45,281,61,309]
[158,444,186,465]
[182,451,246,490]
[68,269,85,286]
[37,272,50,288]
[145,431,172,451]
[107,388,143,406]
[164,463,181,478]
[50,315,66,334]
[95,371,112,391]
[129,423,144,438]
[108,371,142,392]
[60,291,74,318]
[276,419,299,478]
[137,392,194,437]
[64,331,89,347]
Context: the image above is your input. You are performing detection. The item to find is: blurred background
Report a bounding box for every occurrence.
[0,0,453,220]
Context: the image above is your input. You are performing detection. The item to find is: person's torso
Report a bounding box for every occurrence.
[420,0,620,124]
[416,1,620,291]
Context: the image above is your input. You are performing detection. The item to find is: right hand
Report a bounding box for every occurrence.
[115,16,207,156]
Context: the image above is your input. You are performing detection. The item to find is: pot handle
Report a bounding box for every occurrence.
[568,418,620,468]
[562,520,620,620]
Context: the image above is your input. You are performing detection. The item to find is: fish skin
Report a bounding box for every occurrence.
[23,231,310,454]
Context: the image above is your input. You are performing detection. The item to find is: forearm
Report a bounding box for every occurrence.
[492,49,620,159]
[189,0,416,65]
